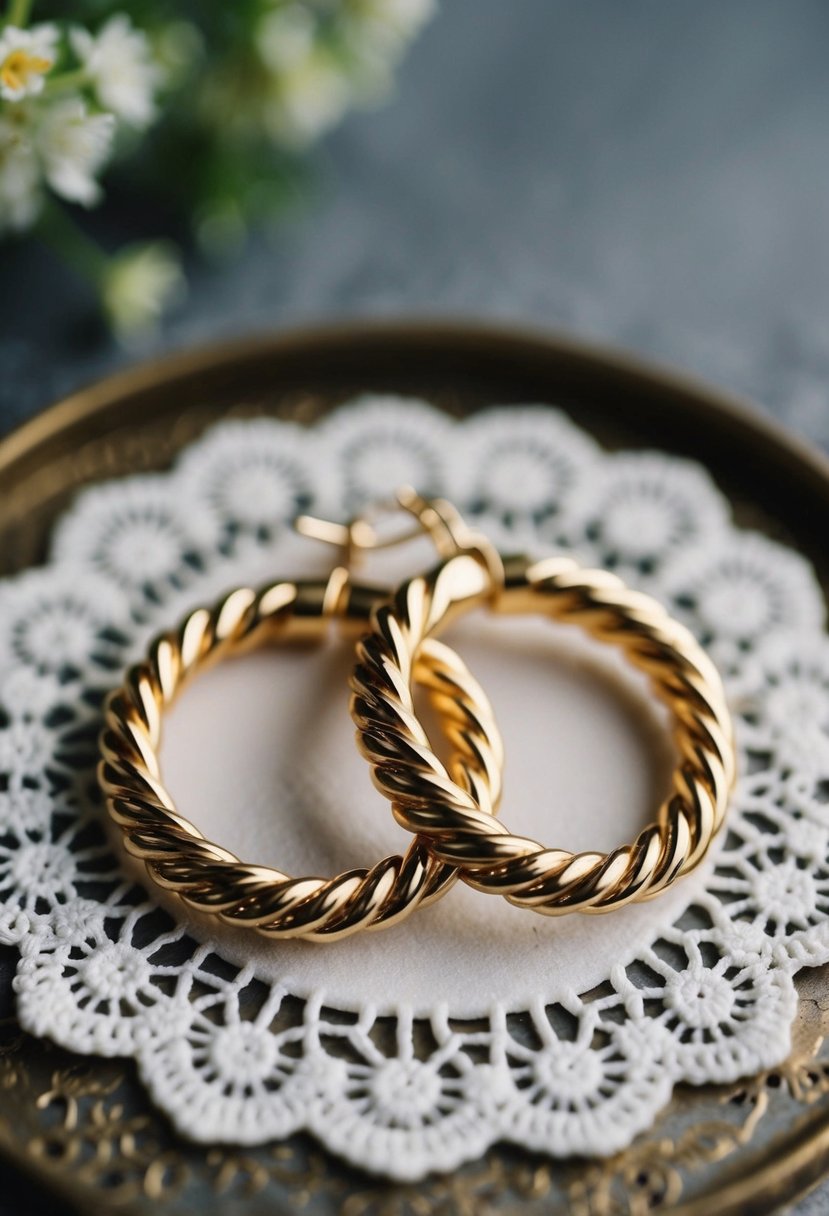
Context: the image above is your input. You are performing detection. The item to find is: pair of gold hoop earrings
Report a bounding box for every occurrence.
[99,488,735,942]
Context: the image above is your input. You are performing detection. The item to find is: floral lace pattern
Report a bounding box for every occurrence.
[1,397,827,1180]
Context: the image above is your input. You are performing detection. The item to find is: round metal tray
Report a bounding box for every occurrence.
[3,321,829,1216]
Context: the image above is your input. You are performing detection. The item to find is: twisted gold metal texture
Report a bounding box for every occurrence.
[352,531,736,915]
[98,577,504,941]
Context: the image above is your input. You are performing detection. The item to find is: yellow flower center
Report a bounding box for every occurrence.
[1,48,52,94]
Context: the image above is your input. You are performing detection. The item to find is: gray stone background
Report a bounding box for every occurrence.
[2,1,829,1210]
[3,0,829,446]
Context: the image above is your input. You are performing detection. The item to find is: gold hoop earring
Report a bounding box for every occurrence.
[350,490,736,916]
[99,536,504,941]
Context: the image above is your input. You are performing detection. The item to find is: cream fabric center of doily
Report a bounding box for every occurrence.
[159,609,721,1017]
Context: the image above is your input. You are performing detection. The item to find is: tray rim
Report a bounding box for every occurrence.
[4,318,829,493]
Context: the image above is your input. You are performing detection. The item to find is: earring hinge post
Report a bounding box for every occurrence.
[293,487,505,596]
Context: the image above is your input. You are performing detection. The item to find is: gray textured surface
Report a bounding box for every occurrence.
[3,0,829,447]
[2,2,829,1211]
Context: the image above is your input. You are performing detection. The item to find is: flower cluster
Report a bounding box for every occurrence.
[0,7,177,340]
[183,0,436,256]
[0,1,434,341]
[0,15,156,222]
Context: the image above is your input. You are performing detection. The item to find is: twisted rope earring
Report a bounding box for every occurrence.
[350,490,736,916]
[99,520,504,941]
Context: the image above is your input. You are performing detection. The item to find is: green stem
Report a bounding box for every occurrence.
[44,69,89,95]
[36,202,109,286]
[5,0,33,27]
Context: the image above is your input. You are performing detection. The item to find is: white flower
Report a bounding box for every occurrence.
[256,8,352,146]
[257,6,316,74]
[266,51,351,146]
[0,24,58,102]
[101,241,185,344]
[36,98,115,207]
[0,111,41,233]
[353,0,435,41]
[71,15,159,129]
[341,0,435,95]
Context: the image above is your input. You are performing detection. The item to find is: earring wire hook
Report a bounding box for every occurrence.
[294,486,504,611]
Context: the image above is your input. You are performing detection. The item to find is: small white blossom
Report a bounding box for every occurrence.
[0,111,40,233]
[256,6,316,74]
[341,0,435,96]
[71,15,159,128]
[102,242,185,343]
[266,51,351,146]
[356,0,436,40]
[36,98,115,207]
[0,23,59,102]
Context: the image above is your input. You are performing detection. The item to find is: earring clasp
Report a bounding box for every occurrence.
[294,487,504,598]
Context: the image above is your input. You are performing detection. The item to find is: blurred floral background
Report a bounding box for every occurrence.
[2,2,829,452]
[0,0,432,340]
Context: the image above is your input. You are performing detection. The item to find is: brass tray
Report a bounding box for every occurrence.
[3,320,829,1216]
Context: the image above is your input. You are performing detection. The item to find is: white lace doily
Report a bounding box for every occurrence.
[2,397,828,1181]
